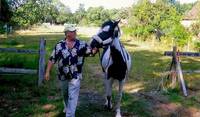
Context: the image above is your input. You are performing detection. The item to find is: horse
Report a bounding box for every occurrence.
[90,20,131,117]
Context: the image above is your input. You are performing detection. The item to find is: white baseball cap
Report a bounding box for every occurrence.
[64,25,76,32]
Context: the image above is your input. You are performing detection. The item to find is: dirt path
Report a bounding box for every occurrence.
[132,91,200,117]
[84,63,200,117]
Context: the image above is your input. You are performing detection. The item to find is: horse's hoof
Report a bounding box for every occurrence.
[115,112,122,117]
[104,104,112,110]
[63,108,66,113]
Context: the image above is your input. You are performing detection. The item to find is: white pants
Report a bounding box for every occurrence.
[60,78,80,117]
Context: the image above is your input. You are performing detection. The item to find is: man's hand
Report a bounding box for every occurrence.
[92,47,98,55]
[45,60,54,81]
[45,72,50,81]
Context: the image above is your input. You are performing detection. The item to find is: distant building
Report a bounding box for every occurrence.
[181,2,200,28]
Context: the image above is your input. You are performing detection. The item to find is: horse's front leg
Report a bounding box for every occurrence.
[104,73,113,110]
[115,79,125,117]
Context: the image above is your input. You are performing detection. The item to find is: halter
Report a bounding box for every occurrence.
[92,35,113,46]
[91,25,126,72]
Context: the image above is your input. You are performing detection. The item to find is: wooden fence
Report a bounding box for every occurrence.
[164,46,200,96]
[0,38,46,86]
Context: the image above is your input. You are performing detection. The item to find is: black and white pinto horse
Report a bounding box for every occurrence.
[90,20,131,117]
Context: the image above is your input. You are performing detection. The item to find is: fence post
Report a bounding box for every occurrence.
[38,38,46,86]
[171,46,187,96]
[170,46,177,88]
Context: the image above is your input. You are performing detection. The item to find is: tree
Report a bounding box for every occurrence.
[76,4,86,19]
[55,2,72,24]
[0,0,12,22]
[128,0,191,46]
[129,0,155,37]
[10,0,43,28]
[7,0,60,27]
[170,1,194,15]
[86,7,104,26]
[7,0,28,10]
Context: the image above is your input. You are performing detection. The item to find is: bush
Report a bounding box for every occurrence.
[194,41,200,51]
[5,39,19,45]
[170,24,191,47]
[0,21,6,34]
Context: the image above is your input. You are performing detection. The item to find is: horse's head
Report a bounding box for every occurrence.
[90,20,121,52]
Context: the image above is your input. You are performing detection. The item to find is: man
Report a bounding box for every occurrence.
[45,25,97,117]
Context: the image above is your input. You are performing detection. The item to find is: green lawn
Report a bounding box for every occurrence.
[0,31,200,117]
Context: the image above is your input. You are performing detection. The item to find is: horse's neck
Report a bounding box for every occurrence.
[102,37,121,54]
[101,37,131,72]
[111,37,122,52]
[102,37,124,59]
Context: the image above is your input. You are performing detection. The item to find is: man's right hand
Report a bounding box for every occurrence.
[45,72,50,81]
[45,61,54,81]
[92,47,98,55]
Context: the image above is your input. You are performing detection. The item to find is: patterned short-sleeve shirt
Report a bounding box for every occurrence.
[49,39,91,80]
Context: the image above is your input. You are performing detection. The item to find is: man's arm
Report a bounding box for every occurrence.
[45,43,60,81]
[84,42,98,57]
[45,60,54,81]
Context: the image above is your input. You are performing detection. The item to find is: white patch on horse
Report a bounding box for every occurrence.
[102,25,110,32]
[101,46,113,72]
[102,38,112,45]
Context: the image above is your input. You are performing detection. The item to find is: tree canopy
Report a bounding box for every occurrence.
[1,0,199,47]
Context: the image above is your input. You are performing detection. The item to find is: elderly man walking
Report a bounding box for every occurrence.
[45,25,97,117]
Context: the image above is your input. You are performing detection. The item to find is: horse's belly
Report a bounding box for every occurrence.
[108,62,127,81]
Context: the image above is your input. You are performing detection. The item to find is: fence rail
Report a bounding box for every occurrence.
[0,38,46,86]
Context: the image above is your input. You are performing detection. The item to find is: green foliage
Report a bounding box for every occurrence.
[172,1,194,15]
[4,0,196,48]
[194,41,200,51]
[6,1,129,27]
[4,39,19,45]
[10,1,43,28]
[8,0,60,28]
[0,0,12,22]
[74,4,86,24]
[165,88,184,103]
[55,2,73,24]
[0,21,6,34]
[170,24,191,46]
[127,0,191,46]
[121,27,134,36]
[86,7,105,26]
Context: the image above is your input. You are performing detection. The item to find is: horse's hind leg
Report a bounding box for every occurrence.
[115,79,125,117]
[104,75,113,110]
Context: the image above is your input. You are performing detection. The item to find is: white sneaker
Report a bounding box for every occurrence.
[116,109,121,117]
[63,108,66,113]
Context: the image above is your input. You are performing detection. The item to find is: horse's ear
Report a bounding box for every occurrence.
[115,19,121,25]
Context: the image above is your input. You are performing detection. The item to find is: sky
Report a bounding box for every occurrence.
[60,0,198,12]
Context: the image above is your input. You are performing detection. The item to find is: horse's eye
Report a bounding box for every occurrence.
[102,25,110,32]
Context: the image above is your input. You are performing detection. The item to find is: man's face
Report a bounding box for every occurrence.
[65,31,76,41]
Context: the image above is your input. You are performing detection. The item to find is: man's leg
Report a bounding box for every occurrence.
[60,80,69,113]
[66,78,80,117]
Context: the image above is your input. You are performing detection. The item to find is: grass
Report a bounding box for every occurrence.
[0,26,200,117]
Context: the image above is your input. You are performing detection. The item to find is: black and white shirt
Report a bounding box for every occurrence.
[49,39,91,80]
